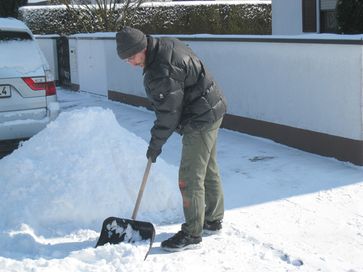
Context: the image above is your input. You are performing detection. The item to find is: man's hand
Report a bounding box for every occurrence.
[146,147,161,163]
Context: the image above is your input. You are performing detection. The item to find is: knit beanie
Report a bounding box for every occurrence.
[116,27,147,60]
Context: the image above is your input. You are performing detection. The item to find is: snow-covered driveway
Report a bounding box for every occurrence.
[0,88,362,272]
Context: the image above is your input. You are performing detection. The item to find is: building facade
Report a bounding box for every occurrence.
[273,0,338,35]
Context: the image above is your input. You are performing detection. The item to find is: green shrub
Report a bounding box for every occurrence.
[0,0,27,18]
[19,2,271,35]
[336,0,363,34]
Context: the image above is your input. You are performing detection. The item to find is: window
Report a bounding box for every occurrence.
[302,0,317,32]
[320,0,338,33]
[320,10,337,33]
[0,31,32,41]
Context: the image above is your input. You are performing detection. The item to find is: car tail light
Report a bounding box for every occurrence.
[22,77,56,96]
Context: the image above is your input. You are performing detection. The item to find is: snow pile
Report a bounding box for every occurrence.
[0,107,182,236]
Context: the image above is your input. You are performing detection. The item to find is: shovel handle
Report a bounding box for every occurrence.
[131,158,152,220]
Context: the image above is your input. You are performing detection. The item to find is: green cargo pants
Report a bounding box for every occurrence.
[179,118,224,237]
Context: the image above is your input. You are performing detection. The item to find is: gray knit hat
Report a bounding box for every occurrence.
[116,27,147,60]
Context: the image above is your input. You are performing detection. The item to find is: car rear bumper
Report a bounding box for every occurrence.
[0,102,60,140]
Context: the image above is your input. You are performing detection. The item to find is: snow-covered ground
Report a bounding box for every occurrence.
[0,88,362,272]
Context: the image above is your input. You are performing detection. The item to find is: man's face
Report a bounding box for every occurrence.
[126,48,147,68]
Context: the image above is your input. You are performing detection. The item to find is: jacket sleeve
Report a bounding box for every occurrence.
[146,75,184,151]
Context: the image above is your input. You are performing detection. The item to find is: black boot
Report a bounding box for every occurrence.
[161,231,202,252]
[203,220,222,233]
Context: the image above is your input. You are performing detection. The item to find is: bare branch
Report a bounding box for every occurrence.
[59,0,144,33]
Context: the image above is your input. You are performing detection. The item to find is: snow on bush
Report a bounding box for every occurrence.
[19,1,271,35]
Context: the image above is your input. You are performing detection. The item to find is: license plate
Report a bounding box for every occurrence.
[0,85,11,98]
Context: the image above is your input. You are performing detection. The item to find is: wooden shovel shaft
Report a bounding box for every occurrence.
[131,158,152,220]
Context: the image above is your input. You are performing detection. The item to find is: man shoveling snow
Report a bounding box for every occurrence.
[115,27,227,251]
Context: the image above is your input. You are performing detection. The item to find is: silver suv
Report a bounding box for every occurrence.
[0,18,59,142]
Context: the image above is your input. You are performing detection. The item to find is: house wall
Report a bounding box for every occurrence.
[35,35,59,81]
[272,0,303,35]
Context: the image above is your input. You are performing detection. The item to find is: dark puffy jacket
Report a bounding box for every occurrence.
[143,36,227,151]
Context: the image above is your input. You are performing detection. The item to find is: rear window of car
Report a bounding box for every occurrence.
[0,31,32,41]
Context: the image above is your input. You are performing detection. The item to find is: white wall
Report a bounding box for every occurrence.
[68,42,79,86]
[47,33,363,142]
[68,37,108,96]
[67,35,146,96]
[78,39,108,96]
[103,34,363,141]
[272,0,303,35]
[104,39,145,97]
[35,36,59,81]
[189,39,362,141]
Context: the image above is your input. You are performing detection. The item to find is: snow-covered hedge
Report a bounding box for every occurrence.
[19,1,271,35]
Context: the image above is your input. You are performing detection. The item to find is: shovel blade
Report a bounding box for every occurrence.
[95,216,155,260]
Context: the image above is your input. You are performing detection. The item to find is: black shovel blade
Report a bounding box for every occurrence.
[95,216,155,260]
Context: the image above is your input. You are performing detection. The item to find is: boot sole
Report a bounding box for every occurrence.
[161,243,201,252]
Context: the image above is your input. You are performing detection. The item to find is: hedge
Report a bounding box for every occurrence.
[0,0,27,18]
[336,0,363,34]
[19,2,271,35]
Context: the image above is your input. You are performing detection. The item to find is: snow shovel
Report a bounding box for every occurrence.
[95,158,155,260]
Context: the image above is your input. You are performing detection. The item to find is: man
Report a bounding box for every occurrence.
[116,27,227,251]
